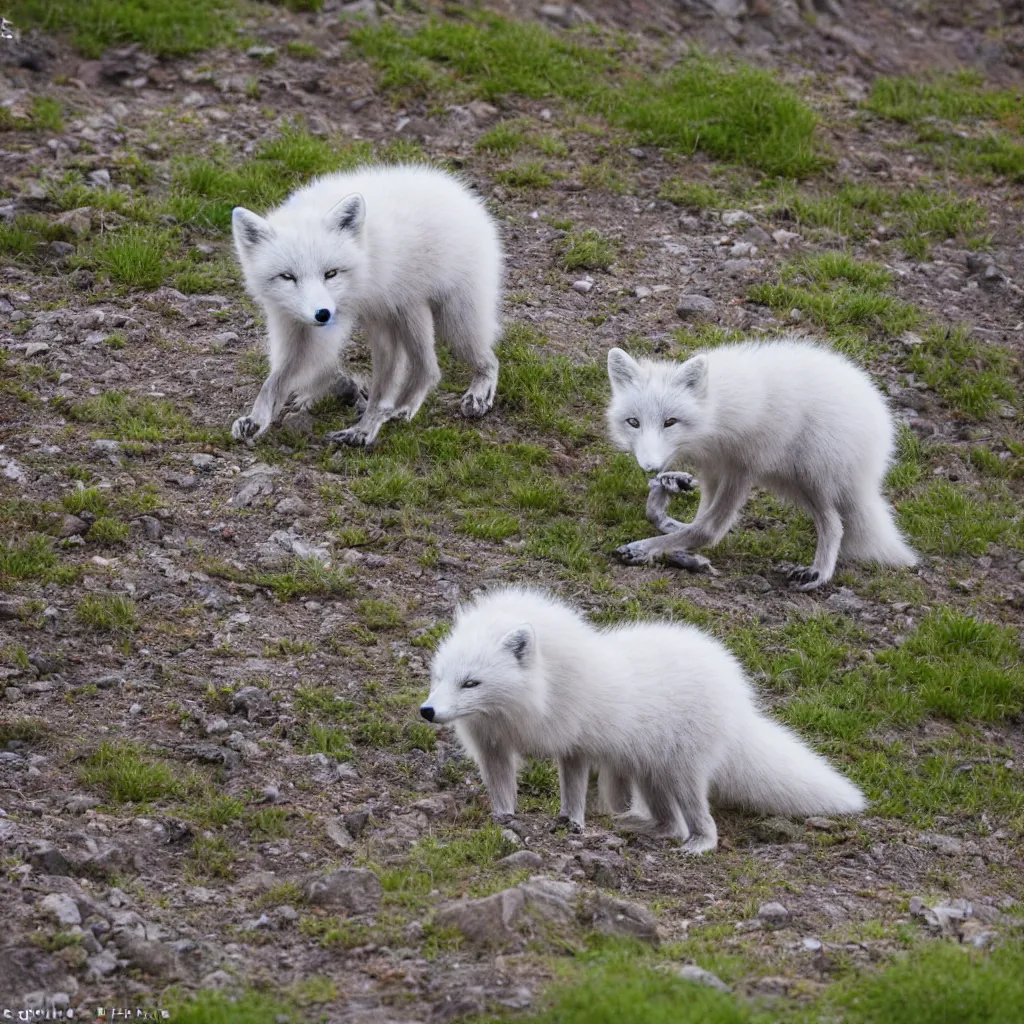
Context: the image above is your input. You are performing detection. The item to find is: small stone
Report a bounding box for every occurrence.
[275,496,310,517]
[755,817,802,843]
[304,868,382,914]
[344,809,370,837]
[675,294,716,319]
[757,902,790,927]
[205,717,229,735]
[137,515,162,541]
[802,936,823,952]
[772,229,800,247]
[572,278,593,294]
[213,330,239,345]
[729,241,757,257]
[678,965,730,993]
[467,100,499,124]
[59,514,88,538]
[721,210,755,227]
[918,833,964,856]
[634,285,652,298]
[261,785,280,803]
[805,816,838,831]
[40,893,82,926]
[86,169,112,188]
[129,703,142,716]
[434,888,526,947]
[325,817,355,851]
[497,850,543,870]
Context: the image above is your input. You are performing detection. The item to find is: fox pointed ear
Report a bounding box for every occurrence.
[607,348,640,390]
[327,193,365,235]
[500,624,535,665]
[674,354,709,397]
[231,208,273,251]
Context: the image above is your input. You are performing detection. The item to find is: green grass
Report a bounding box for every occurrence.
[208,558,356,602]
[905,324,1017,420]
[0,535,77,586]
[899,481,1023,556]
[558,229,616,272]
[352,15,824,177]
[168,991,298,1024]
[89,225,178,290]
[76,594,138,632]
[80,742,185,803]
[494,161,555,189]
[88,516,131,546]
[66,391,220,443]
[6,0,238,58]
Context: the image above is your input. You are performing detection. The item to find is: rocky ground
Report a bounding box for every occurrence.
[2,1,1024,1021]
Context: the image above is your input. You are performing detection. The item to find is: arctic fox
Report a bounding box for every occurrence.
[230,164,503,447]
[606,338,917,590]
[419,587,865,854]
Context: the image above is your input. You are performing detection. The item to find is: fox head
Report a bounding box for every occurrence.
[605,348,709,473]
[420,610,544,726]
[231,194,367,328]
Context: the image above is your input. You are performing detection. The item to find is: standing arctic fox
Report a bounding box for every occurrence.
[230,164,503,447]
[607,338,917,590]
[419,587,865,854]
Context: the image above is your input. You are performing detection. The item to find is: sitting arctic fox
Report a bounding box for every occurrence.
[230,164,503,447]
[606,339,917,590]
[419,587,865,854]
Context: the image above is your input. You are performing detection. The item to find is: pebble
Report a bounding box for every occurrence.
[675,294,716,319]
[572,278,594,294]
[757,901,790,926]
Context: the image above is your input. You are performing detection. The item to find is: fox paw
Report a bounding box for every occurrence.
[231,415,263,441]
[553,814,584,835]
[680,834,718,856]
[652,471,696,495]
[614,541,656,566]
[787,566,823,591]
[327,426,376,449]
[460,388,493,419]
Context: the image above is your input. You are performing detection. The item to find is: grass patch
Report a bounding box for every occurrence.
[208,558,356,602]
[66,391,223,444]
[899,481,1023,556]
[88,516,131,546]
[75,594,138,632]
[167,991,297,1024]
[905,324,1017,420]
[0,535,77,586]
[6,0,237,58]
[558,229,616,272]
[352,16,824,177]
[80,742,185,804]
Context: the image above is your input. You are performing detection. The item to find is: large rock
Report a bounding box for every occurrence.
[304,868,382,915]
[433,888,526,946]
[39,894,81,927]
[578,890,659,944]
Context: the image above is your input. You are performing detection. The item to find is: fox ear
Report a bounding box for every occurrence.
[500,624,535,665]
[327,193,365,235]
[675,354,708,397]
[232,208,273,251]
[607,348,640,390]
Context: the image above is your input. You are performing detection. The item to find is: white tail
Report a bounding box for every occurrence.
[841,494,917,566]
[715,716,866,816]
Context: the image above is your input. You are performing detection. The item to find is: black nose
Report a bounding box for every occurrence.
[314,308,331,324]
[420,706,435,722]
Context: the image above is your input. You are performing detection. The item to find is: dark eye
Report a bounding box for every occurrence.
[324,269,338,280]
[626,417,640,429]
[461,679,480,689]
[663,418,679,427]
[279,273,296,282]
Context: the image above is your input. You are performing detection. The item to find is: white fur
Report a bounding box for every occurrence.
[421,586,865,855]
[230,164,503,447]
[606,338,917,589]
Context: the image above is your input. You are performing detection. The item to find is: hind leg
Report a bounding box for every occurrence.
[435,291,500,419]
[616,777,686,839]
[392,303,441,422]
[597,767,633,816]
[556,752,589,832]
[673,771,718,856]
[788,498,843,592]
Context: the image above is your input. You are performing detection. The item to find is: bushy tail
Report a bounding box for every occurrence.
[841,493,917,567]
[714,714,865,817]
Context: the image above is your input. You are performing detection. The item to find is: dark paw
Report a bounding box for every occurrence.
[654,471,697,495]
[787,566,822,590]
[460,390,493,419]
[331,376,368,409]
[231,415,261,441]
[663,550,716,575]
[553,814,584,835]
[326,426,374,449]
[614,542,654,566]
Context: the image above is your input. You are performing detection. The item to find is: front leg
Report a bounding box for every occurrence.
[232,369,289,440]
[476,743,518,819]
[646,472,696,535]
[555,752,588,832]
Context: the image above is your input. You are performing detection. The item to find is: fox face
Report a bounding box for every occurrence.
[420,622,537,726]
[606,348,709,473]
[231,194,366,328]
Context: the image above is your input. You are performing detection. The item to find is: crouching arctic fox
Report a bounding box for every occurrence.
[607,339,918,590]
[230,164,503,447]
[419,587,865,854]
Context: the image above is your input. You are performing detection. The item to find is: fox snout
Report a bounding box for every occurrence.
[314,308,332,325]
[419,705,435,722]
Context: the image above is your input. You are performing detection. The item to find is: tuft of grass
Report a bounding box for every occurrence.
[866,70,1023,125]
[167,991,297,1024]
[6,0,237,58]
[476,121,530,155]
[207,558,356,602]
[0,535,78,586]
[303,724,352,759]
[357,598,405,631]
[188,835,236,880]
[558,229,616,272]
[352,16,823,177]
[76,594,138,633]
[899,481,1022,556]
[905,324,1017,420]
[90,226,177,290]
[80,742,184,803]
[658,179,727,210]
[88,517,131,546]
[494,161,554,189]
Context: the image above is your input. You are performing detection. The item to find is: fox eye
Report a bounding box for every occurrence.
[279,273,296,282]
[324,269,338,280]
[461,679,481,689]
[626,417,640,429]
[663,418,679,427]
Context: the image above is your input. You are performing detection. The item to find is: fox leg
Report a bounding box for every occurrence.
[556,752,589,832]
[392,303,441,421]
[788,499,843,592]
[645,472,698,534]
[597,767,632,815]
[475,741,518,819]
[616,777,686,839]
[673,768,718,856]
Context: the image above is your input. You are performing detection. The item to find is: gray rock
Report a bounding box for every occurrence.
[86,949,119,977]
[572,278,594,294]
[678,964,730,992]
[721,209,755,227]
[344,809,370,838]
[675,294,716,319]
[112,932,179,978]
[275,496,310,516]
[137,515,162,541]
[805,816,838,832]
[433,887,526,946]
[577,850,623,889]
[325,817,355,851]
[25,841,73,876]
[86,169,112,189]
[304,868,382,914]
[757,901,790,926]
[578,890,659,943]
[59,515,88,538]
[918,833,964,856]
[755,817,802,842]
[281,409,315,434]
[498,850,543,871]
[826,587,868,615]
[39,893,81,926]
